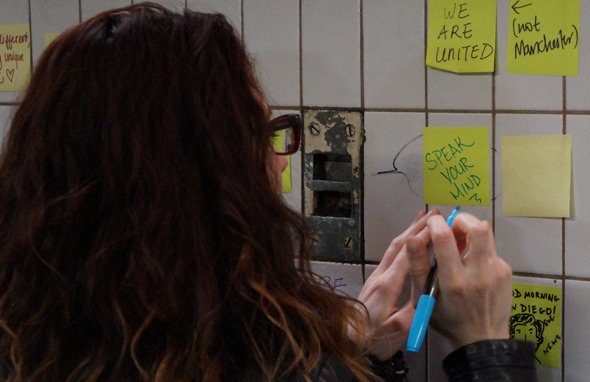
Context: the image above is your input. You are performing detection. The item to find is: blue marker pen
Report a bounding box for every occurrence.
[406,206,460,353]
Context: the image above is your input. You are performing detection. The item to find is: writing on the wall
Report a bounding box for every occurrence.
[426,0,496,73]
[507,0,580,75]
[423,127,490,206]
[0,24,31,92]
[511,282,562,368]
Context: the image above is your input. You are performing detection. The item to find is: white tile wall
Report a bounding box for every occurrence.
[187,0,241,35]
[495,114,563,275]
[495,0,562,110]
[81,0,131,20]
[427,69,492,111]
[0,0,29,103]
[301,0,360,107]
[311,261,363,299]
[364,112,425,262]
[30,0,80,66]
[244,0,299,107]
[566,0,590,110]
[363,0,424,109]
[564,279,590,381]
[565,115,590,277]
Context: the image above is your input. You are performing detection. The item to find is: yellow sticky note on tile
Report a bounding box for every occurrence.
[501,135,571,217]
[272,129,292,193]
[423,127,490,206]
[44,32,60,47]
[507,0,580,76]
[511,282,562,368]
[0,24,31,92]
[426,0,496,73]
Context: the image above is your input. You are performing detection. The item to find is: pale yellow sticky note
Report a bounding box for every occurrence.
[44,32,60,47]
[507,0,580,76]
[501,135,571,217]
[0,24,31,92]
[272,129,292,193]
[511,282,562,368]
[423,127,490,206]
[426,0,496,73]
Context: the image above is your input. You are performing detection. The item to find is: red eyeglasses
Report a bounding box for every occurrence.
[269,114,302,155]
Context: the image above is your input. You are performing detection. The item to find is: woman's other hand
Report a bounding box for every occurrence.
[352,209,437,360]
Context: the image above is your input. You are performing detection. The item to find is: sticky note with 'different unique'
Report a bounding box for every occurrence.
[0,24,31,92]
[423,126,490,206]
[501,135,571,217]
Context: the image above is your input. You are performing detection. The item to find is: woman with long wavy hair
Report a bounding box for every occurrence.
[0,3,535,381]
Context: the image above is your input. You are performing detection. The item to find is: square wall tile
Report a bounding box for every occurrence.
[565,0,590,110]
[302,0,360,107]
[428,113,493,223]
[365,264,426,382]
[0,0,29,103]
[187,0,241,35]
[495,0,562,111]
[363,0,424,109]
[31,0,80,66]
[565,279,590,382]
[81,0,131,20]
[311,261,363,299]
[244,0,299,107]
[364,112,425,262]
[427,69,492,111]
[565,116,590,277]
[495,114,563,275]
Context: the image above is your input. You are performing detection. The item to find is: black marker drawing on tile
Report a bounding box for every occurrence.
[374,134,423,199]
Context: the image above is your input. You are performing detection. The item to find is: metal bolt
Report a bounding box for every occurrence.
[308,122,321,136]
[345,124,355,137]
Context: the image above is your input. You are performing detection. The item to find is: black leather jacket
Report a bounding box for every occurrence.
[312,339,536,382]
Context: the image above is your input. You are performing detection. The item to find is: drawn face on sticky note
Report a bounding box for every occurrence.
[422,127,490,206]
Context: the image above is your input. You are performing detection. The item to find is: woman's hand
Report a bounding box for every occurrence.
[407,213,513,350]
[352,210,437,360]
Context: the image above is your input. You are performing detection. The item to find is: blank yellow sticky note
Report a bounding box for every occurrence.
[0,24,31,92]
[507,0,580,76]
[426,0,496,73]
[511,282,562,368]
[501,135,571,217]
[423,127,490,206]
[272,129,292,193]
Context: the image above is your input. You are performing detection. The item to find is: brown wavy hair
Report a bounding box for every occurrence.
[0,3,371,381]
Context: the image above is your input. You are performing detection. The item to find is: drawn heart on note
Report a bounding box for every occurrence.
[6,69,15,82]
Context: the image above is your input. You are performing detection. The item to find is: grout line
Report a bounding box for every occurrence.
[78,0,82,22]
[359,0,364,110]
[491,73,496,233]
[561,75,566,382]
[298,0,304,216]
[423,0,430,377]
[240,0,244,42]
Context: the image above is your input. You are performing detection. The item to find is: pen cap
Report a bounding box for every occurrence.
[406,294,436,352]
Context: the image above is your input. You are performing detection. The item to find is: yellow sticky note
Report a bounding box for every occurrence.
[44,32,60,47]
[507,0,580,76]
[0,24,31,92]
[426,0,496,73]
[423,127,490,206]
[272,129,292,193]
[511,282,562,368]
[501,135,571,217]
